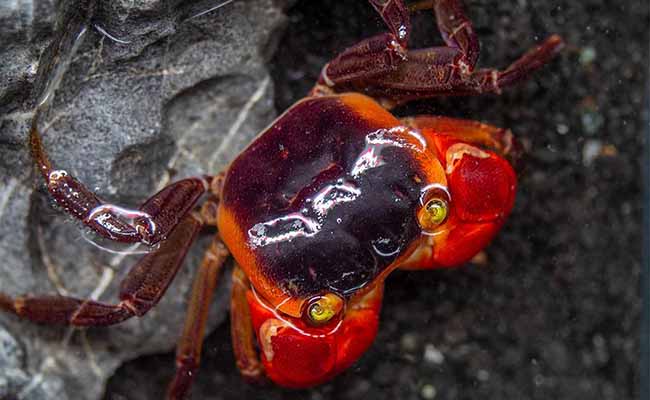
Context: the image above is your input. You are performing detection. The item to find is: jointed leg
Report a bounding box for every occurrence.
[402,116,517,158]
[230,264,264,382]
[369,0,411,45]
[30,115,210,245]
[358,37,563,105]
[432,0,479,71]
[312,33,407,94]
[491,35,565,89]
[312,0,564,106]
[312,0,411,94]
[0,213,201,326]
[167,236,230,400]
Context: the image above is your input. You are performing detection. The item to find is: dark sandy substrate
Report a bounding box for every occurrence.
[104,1,647,399]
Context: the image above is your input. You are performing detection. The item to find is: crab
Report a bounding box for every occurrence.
[0,0,563,398]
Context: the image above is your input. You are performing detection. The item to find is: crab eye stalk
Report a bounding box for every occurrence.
[305,293,344,326]
[418,198,448,231]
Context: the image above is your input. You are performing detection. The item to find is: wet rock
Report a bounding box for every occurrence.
[0,326,30,399]
[0,0,285,399]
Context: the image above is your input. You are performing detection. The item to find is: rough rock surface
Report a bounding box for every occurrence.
[0,0,284,399]
[104,1,645,400]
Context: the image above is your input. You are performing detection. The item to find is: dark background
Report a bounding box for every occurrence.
[105,1,647,399]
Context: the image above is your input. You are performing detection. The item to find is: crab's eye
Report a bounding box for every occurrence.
[418,197,448,230]
[304,293,344,326]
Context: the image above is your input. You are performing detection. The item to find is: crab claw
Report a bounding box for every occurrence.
[438,140,516,266]
[246,285,383,388]
[404,135,517,269]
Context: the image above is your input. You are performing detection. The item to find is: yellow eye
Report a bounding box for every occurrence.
[419,197,448,230]
[305,293,344,326]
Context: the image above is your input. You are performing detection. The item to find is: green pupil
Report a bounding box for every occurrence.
[305,293,344,326]
[310,304,323,317]
[426,199,447,225]
[308,301,336,324]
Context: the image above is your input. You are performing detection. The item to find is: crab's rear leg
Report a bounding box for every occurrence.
[167,262,265,400]
[426,0,480,71]
[0,212,201,325]
[167,236,230,400]
[311,0,411,94]
[369,0,411,45]
[230,264,265,382]
[354,36,563,107]
[30,116,213,245]
[313,0,564,106]
[313,0,472,94]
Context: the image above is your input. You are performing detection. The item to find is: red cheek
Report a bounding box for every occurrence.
[246,292,340,388]
[415,140,517,268]
[432,221,502,267]
[448,153,516,223]
[265,327,337,388]
[429,152,515,267]
[246,288,382,388]
[333,306,379,372]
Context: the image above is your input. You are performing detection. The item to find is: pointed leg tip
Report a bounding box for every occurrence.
[543,34,566,54]
[0,293,14,313]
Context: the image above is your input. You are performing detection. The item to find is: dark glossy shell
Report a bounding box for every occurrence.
[220,95,427,298]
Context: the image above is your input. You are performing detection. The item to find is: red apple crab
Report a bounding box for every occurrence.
[0,0,563,397]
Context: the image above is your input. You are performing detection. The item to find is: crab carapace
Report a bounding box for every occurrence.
[218,93,518,387]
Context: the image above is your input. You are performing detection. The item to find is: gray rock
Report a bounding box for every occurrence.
[0,0,285,399]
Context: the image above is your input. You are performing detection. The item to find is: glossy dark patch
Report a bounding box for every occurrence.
[222,96,424,297]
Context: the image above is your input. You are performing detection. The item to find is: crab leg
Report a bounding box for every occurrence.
[429,0,479,71]
[230,264,264,382]
[30,117,209,245]
[364,35,563,105]
[312,0,411,93]
[167,236,230,400]
[312,33,408,93]
[401,115,519,158]
[0,213,200,326]
[312,0,564,106]
[369,0,411,46]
